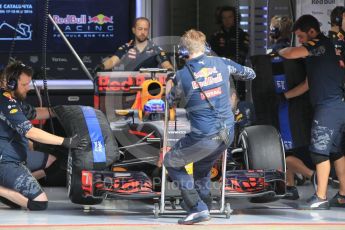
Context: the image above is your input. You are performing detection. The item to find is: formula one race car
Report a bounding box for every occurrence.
[61,70,286,206]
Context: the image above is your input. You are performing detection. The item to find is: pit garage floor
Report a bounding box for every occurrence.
[1,182,345,230]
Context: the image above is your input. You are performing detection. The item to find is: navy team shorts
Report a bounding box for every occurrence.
[309,101,345,156]
[0,161,44,200]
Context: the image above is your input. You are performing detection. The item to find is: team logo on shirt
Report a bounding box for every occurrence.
[192,67,223,89]
[2,92,16,102]
[307,41,316,46]
[194,67,218,79]
[3,92,12,99]
[9,108,18,114]
[235,109,243,122]
[200,87,222,100]
[337,32,344,40]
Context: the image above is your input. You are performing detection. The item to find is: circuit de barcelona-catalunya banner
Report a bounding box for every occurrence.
[0,0,132,79]
[296,0,344,35]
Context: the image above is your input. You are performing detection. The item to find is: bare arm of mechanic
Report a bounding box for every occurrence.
[25,127,63,145]
[161,61,174,71]
[102,55,121,70]
[278,46,309,59]
[165,79,174,95]
[284,78,309,99]
[35,107,55,120]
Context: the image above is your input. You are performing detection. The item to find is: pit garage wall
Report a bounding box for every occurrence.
[296,0,345,35]
[145,0,292,56]
[142,0,345,56]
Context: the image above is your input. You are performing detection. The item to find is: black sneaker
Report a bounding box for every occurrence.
[301,194,329,210]
[283,186,300,200]
[180,200,191,212]
[294,173,306,186]
[177,210,211,225]
[311,171,317,192]
[329,192,345,208]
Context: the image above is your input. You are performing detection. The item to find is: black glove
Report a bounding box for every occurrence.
[93,63,105,74]
[166,72,175,81]
[62,134,88,150]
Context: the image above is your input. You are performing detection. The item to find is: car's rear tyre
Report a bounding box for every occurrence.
[239,125,286,203]
[67,151,103,205]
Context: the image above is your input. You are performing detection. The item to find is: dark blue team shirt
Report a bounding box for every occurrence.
[0,90,33,162]
[271,38,291,53]
[302,34,344,106]
[169,54,256,138]
[114,39,170,71]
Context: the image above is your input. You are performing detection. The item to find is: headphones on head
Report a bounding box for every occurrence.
[331,6,345,27]
[269,26,281,39]
[269,16,291,40]
[5,62,30,91]
[177,42,212,59]
[7,76,18,91]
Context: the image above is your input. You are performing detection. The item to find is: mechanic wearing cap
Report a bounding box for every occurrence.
[329,6,345,68]
[96,17,173,71]
[279,14,345,210]
[164,29,255,224]
[0,61,87,210]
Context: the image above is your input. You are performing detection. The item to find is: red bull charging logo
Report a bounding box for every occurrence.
[88,14,114,25]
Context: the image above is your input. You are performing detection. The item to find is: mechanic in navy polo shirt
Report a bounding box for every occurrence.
[164,29,255,224]
[0,61,87,211]
[209,6,249,101]
[99,17,173,71]
[279,14,345,210]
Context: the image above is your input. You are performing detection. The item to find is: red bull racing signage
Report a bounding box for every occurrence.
[52,14,114,38]
[95,72,168,94]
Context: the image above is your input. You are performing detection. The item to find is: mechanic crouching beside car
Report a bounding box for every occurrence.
[0,61,87,211]
[163,29,256,225]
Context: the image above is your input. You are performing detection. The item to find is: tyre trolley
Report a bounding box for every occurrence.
[153,95,233,219]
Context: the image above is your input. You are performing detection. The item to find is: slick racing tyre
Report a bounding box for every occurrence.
[239,125,285,203]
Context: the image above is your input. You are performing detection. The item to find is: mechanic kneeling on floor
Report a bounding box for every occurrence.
[164,29,256,225]
[0,61,87,211]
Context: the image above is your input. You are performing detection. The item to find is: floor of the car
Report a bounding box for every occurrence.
[1,182,345,230]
